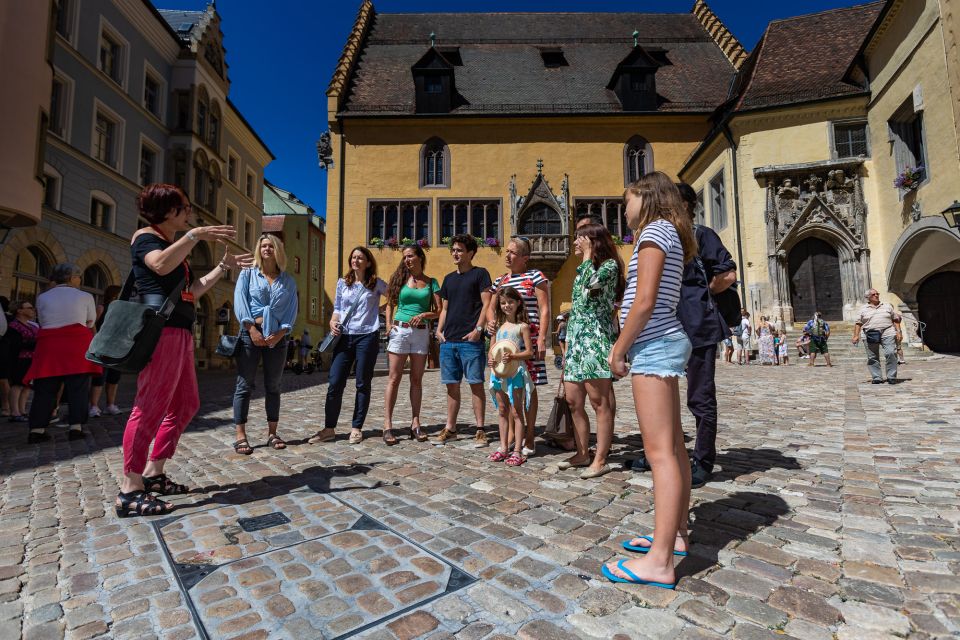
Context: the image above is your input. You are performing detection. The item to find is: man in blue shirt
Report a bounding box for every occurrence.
[632,183,738,488]
[803,311,833,367]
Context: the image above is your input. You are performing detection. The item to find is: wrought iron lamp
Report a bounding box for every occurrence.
[941,200,960,234]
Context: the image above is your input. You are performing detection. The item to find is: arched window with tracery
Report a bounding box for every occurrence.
[420,138,449,188]
[13,245,53,303]
[82,263,109,304]
[624,135,654,185]
[519,204,563,236]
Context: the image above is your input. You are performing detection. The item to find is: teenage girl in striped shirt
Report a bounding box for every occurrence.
[603,171,697,589]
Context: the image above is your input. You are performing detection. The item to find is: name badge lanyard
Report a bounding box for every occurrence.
[150,225,194,303]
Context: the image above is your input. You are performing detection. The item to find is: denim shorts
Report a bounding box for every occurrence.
[628,330,692,378]
[439,341,486,384]
[387,324,429,355]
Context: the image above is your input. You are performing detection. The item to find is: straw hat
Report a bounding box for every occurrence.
[490,339,521,378]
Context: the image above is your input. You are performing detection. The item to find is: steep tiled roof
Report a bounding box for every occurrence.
[156,9,205,41]
[261,216,286,233]
[734,2,883,111]
[340,11,739,115]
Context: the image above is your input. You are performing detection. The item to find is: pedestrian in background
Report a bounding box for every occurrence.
[605,172,696,589]
[309,246,387,445]
[299,329,312,367]
[117,183,251,518]
[435,234,492,447]
[89,285,123,417]
[736,310,751,365]
[853,289,902,384]
[757,316,777,365]
[23,263,99,443]
[0,296,14,417]
[383,245,440,444]
[6,301,39,423]
[231,233,298,455]
[804,311,833,367]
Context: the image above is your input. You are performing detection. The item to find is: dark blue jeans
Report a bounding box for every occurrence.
[233,332,287,424]
[325,331,379,430]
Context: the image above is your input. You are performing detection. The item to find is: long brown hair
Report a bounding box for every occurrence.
[343,246,379,290]
[494,286,526,329]
[624,171,697,263]
[575,223,626,301]
[387,245,428,307]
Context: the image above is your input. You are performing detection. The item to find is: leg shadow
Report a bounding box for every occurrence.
[711,447,802,483]
[679,490,792,577]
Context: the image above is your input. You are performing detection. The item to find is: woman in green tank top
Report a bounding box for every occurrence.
[384,245,441,444]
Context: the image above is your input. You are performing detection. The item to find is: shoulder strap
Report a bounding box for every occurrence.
[338,285,366,326]
[119,270,137,302]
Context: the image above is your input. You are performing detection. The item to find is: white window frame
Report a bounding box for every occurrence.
[142,60,166,121]
[89,190,117,233]
[49,68,75,143]
[54,0,81,46]
[709,171,727,231]
[90,99,125,172]
[42,163,63,211]
[138,134,163,186]
[97,17,129,90]
[225,199,237,227]
[245,169,257,201]
[227,147,240,185]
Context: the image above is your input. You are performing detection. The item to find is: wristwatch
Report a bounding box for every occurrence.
[185,230,198,242]
[475,325,485,335]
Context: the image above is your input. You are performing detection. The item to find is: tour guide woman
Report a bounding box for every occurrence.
[116,183,252,518]
[231,233,298,455]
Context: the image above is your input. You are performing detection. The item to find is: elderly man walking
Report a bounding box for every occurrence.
[852,289,902,384]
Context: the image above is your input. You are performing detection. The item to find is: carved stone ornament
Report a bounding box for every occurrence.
[804,174,822,194]
[910,202,922,222]
[316,132,333,170]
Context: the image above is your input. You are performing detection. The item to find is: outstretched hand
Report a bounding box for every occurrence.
[223,251,254,270]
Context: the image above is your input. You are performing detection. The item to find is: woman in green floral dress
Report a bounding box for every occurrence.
[561,224,625,479]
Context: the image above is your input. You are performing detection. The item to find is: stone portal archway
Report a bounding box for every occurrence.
[788,237,843,320]
[756,159,870,322]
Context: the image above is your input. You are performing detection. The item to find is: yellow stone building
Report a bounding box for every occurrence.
[323,0,960,352]
[321,0,747,336]
[680,0,960,352]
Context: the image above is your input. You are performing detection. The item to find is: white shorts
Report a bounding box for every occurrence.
[387,324,429,355]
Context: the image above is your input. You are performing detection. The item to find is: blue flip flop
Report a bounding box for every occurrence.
[621,535,688,556]
[601,560,676,590]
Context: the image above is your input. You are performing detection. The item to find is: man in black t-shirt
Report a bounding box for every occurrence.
[435,234,492,447]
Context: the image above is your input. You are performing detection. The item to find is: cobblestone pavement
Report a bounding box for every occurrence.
[2,355,959,640]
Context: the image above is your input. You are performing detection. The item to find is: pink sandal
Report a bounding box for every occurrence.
[488,450,508,462]
[505,452,527,466]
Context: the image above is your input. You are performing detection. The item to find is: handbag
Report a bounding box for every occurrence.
[543,379,575,445]
[216,332,240,357]
[86,271,186,373]
[318,287,365,353]
[693,225,743,329]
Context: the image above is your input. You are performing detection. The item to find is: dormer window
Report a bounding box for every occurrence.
[608,46,660,112]
[540,49,568,68]
[412,48,456,114]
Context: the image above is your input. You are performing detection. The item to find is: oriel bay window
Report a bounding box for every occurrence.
[439,200,500,244]
[368,200,430,244]
[574,198,629,237]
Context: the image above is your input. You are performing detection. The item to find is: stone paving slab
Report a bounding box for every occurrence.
[2,356,960,639]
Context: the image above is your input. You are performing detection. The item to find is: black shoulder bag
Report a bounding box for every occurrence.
[693,225,743,328]
[318,288,365,354]
[86,270,187,373]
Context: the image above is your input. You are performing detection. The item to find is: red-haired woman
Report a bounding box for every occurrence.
[309,246,387,446]
[116,184,252,518]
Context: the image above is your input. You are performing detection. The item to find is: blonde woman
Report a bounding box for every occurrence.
[231,234,299,454]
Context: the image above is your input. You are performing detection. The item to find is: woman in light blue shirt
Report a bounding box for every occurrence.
[309,246,387,446]
[231,233,298,454]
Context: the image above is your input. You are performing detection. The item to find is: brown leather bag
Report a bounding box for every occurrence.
[543,380,574,445]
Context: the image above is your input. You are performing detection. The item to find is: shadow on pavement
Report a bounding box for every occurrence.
[711,447,802,482]
[679,490,791,577]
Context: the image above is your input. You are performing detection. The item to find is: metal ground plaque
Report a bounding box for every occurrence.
[153,488,476,639]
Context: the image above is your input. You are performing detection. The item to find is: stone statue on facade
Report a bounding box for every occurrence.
[316,132,333,170]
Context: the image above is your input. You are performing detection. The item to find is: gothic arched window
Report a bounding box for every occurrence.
[519,204,563,236]
[624,136,654,185]
[420,138,449,188]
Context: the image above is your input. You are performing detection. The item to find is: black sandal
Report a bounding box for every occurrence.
[233,438,254,455]
[383,429,398,446]
[115,490,173,518]
[266,434,286,450]
[142,473,190,495]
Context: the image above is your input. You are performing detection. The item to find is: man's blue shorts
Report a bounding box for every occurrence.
[440,341,486,385]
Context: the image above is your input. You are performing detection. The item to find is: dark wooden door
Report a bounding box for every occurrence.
[917,271,960,352]
[788,237,843,320]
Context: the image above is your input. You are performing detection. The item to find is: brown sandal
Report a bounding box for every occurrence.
[383,429,398,446]
[233,439,254,455]
[267,434,286,450]
[411,427,429,442]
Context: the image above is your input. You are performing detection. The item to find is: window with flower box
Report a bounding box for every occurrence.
[368,200,430,246]
[438,199,501,245]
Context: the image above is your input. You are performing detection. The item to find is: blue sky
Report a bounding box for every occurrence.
[156,0,871,218]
